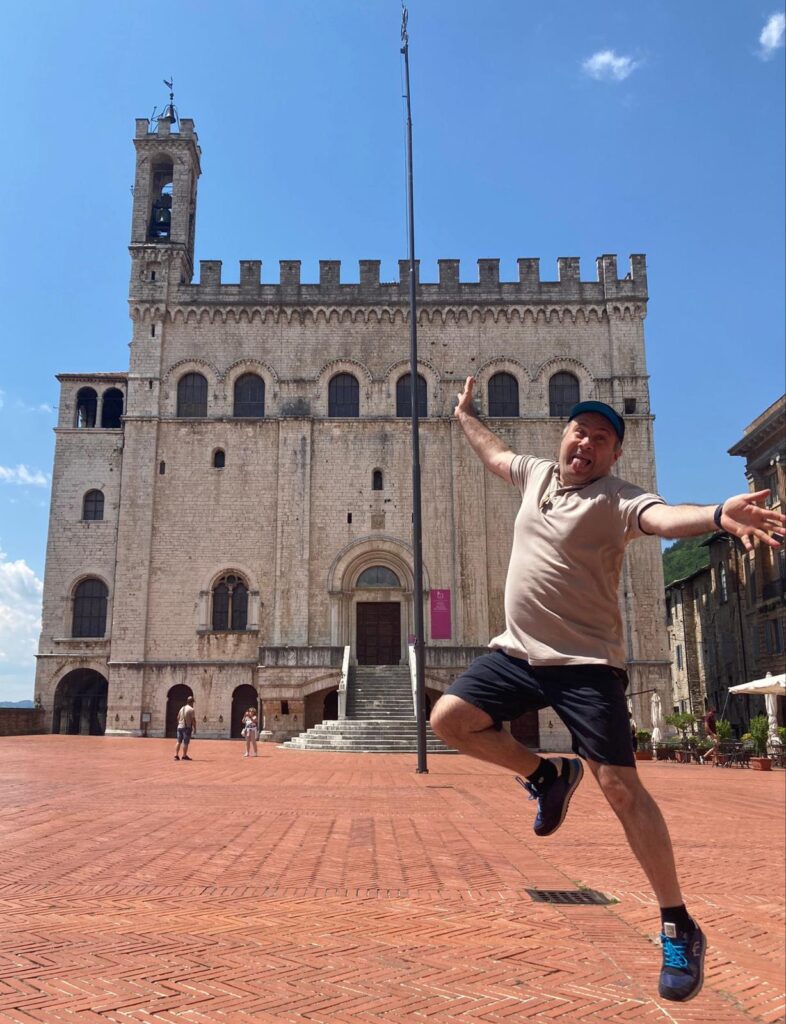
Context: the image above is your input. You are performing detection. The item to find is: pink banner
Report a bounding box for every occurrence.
[430,588,452,640]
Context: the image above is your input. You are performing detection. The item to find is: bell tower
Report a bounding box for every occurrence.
[129,97,201,295]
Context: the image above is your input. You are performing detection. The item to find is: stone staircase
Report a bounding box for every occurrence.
[281,665,455,753]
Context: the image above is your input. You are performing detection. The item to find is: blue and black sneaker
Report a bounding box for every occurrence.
[515,757,584,836]
[658,920,706,1002]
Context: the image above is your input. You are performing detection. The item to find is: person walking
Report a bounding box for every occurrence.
[242,707,259,757]
[174,695,196,761]
[431,377,785,1002]
[702,706,720,764]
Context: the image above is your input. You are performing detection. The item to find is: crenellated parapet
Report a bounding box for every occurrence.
[130,253,647,308]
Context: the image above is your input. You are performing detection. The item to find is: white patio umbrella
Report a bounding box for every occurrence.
[729,673,786,749]
[650,691,664,743]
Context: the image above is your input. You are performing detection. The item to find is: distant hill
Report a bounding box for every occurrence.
[0,701,35,709]
[662,534,712,586]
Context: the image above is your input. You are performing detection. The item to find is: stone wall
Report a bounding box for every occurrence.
[0,709,46,737]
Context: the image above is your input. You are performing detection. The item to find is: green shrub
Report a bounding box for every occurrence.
[748,715,770,757]
[664,712,697,743]
[715,718,733,741]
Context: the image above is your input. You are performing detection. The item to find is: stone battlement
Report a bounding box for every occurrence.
[134,253,647,305]
[198,253,646,301]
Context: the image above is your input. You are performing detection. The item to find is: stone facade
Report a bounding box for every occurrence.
[35,112,672,745]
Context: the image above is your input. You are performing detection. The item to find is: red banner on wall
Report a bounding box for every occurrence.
[430,588,452,640]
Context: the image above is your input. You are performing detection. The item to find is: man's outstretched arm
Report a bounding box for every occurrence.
[640,490,786,551]
[454,376,516,483]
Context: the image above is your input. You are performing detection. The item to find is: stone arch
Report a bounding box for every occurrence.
[314,359,373,418]
[383,358,440,417]
[161,359,219,418]
[225,359,279,388]
[231,683,260,738]
[327,537,431,664]
[52,668,108,735]
[165,684,193,739]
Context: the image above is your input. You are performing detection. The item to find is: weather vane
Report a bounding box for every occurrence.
[150,78,178,128]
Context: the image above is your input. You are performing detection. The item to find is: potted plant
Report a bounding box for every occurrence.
[711,718,733,765]
[748,715,772,770]
[664,712,698,762]
[635,729,653,760]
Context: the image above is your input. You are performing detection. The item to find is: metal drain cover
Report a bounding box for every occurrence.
[526,888,614,906]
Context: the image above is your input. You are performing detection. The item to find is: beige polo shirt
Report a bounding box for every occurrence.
[489,456,664,668]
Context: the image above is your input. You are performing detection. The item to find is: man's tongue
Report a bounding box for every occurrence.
[571,454,590,471]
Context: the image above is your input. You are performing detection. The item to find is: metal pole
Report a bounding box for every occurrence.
[401,5,427,773]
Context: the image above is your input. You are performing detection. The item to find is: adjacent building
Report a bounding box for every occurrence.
[665,395,786,734]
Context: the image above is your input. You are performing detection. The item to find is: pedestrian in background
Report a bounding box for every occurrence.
[174,696,196,761]
[242,707,259,757]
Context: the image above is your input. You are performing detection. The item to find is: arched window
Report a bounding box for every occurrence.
[357,566,400,588]
[488,372,519,417]
[82,490,104,521]
[396,373,427,418]
[213,449,225,469]
[372,469,383,491]
[549,372,579,417]
[177,372,208,418]
[212,574,248,631]
[233,373,265,417]
[101,388,124,428]
[75,388,97,428]
[72,579,108,638]
[148,163,174,240]
[328,373,359,417]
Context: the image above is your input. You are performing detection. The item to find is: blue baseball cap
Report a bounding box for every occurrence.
[568,401,625,442]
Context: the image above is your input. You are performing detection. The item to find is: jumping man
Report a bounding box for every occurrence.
[431,377,785,1002]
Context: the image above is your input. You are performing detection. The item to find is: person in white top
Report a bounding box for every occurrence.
[174,696,196,761]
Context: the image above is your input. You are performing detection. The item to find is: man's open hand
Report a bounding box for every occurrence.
[721,490,786,551]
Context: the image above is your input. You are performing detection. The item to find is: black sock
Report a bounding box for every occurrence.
[526,757,558,791]
[661,904,692,933]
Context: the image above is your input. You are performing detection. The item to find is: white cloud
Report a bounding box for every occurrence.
[15,399,54,414]
[759,13,785,58]
[0,465,49,487]
[0,546,42,702]
[582,49,639,82]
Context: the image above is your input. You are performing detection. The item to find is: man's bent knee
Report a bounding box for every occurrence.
[430,695,494,743]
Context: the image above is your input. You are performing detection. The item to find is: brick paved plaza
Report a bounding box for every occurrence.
[0,736,783,1023]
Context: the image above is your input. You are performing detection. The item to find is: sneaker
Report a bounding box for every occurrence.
[174,755,180,761]
[515,757,584,836]
[658,921,705,1002]
[182,755,192,761]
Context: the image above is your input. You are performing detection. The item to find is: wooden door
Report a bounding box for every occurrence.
[356,602,401,665]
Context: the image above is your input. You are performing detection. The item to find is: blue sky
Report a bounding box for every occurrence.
[0,1,784,701]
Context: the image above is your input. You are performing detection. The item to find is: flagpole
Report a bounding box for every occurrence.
[401,5,428,774]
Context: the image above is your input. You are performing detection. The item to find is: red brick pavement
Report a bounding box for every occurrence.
[0,736,783,1023]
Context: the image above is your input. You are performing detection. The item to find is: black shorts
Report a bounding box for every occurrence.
[445,650,635,767]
